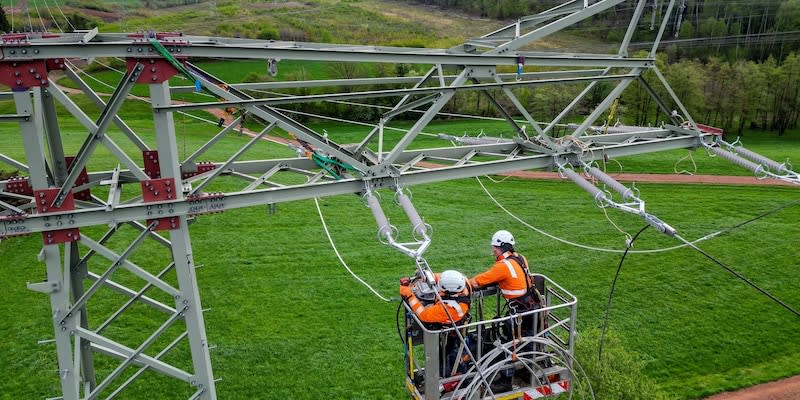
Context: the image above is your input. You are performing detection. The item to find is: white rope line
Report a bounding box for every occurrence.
[248,87,538,125]
[30,0,47,32]
[41,0,61,33]
[272,106,440,138]
[51,0,76,31]
[314,197,392,302]
[66,60,221,126]
[476,176,720,254]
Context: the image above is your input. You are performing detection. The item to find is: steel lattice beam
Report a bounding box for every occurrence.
[1,1,783,399]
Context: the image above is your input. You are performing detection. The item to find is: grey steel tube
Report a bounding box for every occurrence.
[733,146,789,174]
[365,193,393,239]
[586,167,635,200]
[561,168,606,202]
[711,147,763,175]
[396,191,429,238]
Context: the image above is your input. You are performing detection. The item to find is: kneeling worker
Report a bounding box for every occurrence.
[400,269,471,326]
[401,270,472,380]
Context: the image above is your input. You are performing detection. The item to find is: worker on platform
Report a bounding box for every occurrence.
[470,230,542,391]
[470,230,540,313]
[400,269,471,326]
[400,269,472,379]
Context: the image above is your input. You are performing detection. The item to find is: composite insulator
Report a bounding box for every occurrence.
[396,190,429,239]
[365,193,392,240]
[586,167,636,200]
[733,146,790,174]
[561,167,607,203]
[711,147,763,175]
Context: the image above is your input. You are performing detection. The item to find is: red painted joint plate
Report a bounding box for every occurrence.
[33,188,80,244]
[140,178,177,202]
[0,60,50,91]
[6,177,32,196]
[127,57,181,84]
[65,156,91,201]
[143,150,161,179]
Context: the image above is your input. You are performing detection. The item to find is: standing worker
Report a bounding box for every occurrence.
[470,230,539,311]
[470,230,542,391]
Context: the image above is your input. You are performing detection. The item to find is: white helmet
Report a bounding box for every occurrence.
[439,270,467,293]
[491,230,515,247]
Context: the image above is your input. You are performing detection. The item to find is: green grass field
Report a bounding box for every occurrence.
[1,86,799,399]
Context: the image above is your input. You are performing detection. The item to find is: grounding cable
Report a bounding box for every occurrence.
[314,197,393,302]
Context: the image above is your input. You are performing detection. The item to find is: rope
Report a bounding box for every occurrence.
[314,197,393,302]
[673,149,697,175]
[478,176,695,253]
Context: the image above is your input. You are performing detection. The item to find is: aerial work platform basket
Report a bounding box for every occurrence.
[402,274,578,400]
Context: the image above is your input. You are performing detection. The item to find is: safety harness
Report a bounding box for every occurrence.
[503,253,543,312]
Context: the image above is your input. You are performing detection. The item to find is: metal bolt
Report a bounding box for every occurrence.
[21,49,27,54]
[33,49,39,54]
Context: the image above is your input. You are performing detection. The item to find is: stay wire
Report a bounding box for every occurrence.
[674,233,800,319]
[598,224,649,361]
[313,197,393,302]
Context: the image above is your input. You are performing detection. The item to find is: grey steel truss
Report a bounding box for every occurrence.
[1,1,796,399]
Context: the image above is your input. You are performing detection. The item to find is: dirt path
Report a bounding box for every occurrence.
[704,375,800,400]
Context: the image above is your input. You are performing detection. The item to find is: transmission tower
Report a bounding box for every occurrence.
[0,1,796,399]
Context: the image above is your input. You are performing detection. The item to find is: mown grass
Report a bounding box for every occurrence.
[1,88,799,399]
[2,175,799,399]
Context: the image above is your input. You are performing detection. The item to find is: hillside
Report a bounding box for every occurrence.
[1,1,799,400]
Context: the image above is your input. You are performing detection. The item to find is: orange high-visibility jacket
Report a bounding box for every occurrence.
[471,251,531,299]
[405,293,470,325]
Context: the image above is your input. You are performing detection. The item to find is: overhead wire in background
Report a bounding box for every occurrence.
[314,197,393,302]
[66,60,221,126]
[477,176,800,254]
[50,0,76,32]
[30,0,48,32]
[40,0,61,33]
[675,233,800,318]
[25,1,34,33]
